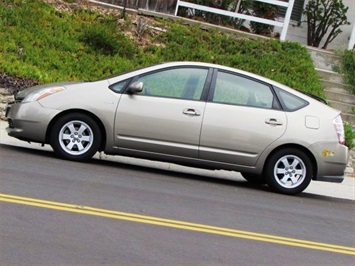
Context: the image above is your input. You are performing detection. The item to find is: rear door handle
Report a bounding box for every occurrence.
[183,108,201,116]
[265,118,283,126]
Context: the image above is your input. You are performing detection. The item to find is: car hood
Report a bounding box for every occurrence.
[15,82,82,101]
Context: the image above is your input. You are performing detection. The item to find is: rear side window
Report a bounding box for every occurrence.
[212,71,274,109]
[274,87,309,111]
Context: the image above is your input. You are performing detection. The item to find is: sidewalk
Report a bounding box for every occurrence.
[1,120,354,200]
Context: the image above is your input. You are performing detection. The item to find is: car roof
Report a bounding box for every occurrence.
[107,61,276,85]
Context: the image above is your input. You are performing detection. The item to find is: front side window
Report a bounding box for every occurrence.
[110,79,130,93]
[212,71,274,109]
[136,67,208,100]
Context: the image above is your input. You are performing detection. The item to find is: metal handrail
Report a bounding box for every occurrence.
[174,0,295,41]
[349,23,355,50]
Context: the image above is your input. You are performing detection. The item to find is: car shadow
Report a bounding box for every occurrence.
[93,155,270,191]
[1,144,352,202]
[91,158,354,203]
[0,143,56,158]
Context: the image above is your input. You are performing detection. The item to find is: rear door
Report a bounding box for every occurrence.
[114,66,211,158]
[199,70,287,167]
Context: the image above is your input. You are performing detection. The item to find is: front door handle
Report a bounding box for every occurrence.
[183,108,201,116]
[265,118,283,126]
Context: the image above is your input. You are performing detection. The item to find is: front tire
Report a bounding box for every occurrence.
[265,148,313,195]
[50,113,101,161]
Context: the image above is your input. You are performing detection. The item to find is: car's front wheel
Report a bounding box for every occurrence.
[265,148,313,195]
[50,113,101,161]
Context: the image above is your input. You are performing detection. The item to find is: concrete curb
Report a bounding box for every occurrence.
[1,120,354,200]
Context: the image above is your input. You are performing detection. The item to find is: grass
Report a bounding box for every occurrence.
[0,0,324,97]
[1,0,136,82]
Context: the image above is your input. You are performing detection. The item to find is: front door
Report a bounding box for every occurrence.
[114,67,210,158]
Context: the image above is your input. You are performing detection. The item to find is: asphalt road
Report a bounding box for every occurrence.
[1,144,355,265]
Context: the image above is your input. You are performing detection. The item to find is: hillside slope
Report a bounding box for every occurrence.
[0,0,323,97]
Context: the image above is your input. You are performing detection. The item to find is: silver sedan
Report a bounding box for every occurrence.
[5,62,348,195]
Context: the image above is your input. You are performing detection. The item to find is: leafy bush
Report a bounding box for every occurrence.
[250,1,279,36]
[302,0,350,49]
[0,0,323,98]
[80,25,135,57]
[344,123,355,150]
[341,50,355,93]
[0,0,135,82]
[80,26,117,55]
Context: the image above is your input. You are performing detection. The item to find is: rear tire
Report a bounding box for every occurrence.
[50,113,101,161]
[265,148,312,195]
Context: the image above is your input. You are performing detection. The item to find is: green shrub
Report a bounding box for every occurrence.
[344,123,355,149]
[80,25,120,55]
[80,25,137,57]
[0,0,137,82]
[303,0,350,49]
[0,0,323,97]
[250,1,279,35]
[342,50,355,93]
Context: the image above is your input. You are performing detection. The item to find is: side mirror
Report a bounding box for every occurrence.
[127,81,144,94]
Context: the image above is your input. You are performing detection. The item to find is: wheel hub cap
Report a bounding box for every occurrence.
[274,155,306,189]
[59,120,94,155]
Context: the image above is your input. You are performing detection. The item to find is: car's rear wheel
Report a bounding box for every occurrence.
[265,148,312,195]
[240,173,266,185]
[50,113,101,161]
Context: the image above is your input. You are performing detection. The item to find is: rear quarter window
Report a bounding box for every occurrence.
[274,86,309,111]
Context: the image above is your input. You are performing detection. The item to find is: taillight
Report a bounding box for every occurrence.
[333,115,345,145]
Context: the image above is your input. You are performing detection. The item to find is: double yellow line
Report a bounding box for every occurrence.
[1,193,354,256]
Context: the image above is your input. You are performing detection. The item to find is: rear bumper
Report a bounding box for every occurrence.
[315,175,344,183]
[309,141,348,183]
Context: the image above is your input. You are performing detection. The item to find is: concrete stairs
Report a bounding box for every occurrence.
[308,47,355,125]
[308,48,355,175]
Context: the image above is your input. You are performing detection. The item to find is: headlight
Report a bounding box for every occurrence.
[23,87,66,102]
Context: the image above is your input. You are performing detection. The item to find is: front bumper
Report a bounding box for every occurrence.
[6,101,60,143]
[309,141,348,183]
